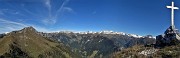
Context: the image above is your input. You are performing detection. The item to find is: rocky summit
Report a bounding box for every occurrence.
[112,26,180,58]
[113,26,180,58]
[156,26,180,47]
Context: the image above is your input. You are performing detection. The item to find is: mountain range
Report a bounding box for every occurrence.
[0,27,155,58]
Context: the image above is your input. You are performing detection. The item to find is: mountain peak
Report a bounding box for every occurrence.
[0,26,79,58]
[23,26,35,30]
[21,26,36,32]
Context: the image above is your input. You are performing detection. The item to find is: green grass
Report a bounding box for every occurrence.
[0,27,81,58]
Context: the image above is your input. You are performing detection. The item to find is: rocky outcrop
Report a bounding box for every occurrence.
[156,26,180,47]
[0,33,6,38]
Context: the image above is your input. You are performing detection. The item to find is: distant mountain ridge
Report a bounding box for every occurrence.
[38,28,155,57]
[38,30,154,38]
[0,26,155,58]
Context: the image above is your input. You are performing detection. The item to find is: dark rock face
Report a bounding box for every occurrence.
[0,34,6,38]
[156,26,180,47]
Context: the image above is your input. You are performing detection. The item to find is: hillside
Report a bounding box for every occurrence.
[0,27,80,58]
[39,32,155,58]
[113,44,180,58]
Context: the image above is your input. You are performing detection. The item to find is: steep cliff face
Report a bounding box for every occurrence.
[0,27,80,58]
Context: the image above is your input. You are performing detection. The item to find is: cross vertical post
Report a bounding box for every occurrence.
[167,1,179,29]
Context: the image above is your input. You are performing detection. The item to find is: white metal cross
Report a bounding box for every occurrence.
[167,1,179,29]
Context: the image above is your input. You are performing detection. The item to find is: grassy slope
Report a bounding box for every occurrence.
[0,28,81,58]
[113,44,180,58]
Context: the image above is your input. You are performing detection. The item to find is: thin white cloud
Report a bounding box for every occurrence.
[0,1,62,33]
[32,25,59,33]
[0,19,27,27]
[42,0,72,25]
[63,7,75,14]
[54,0,69,18]
[0,18,28,33]
[45,0,52,18]
[0,0,74,27]
[21,6,44,18]
[6,3,44,19]
[42,18,56,25]
[0,18,60,34]
[0,9,27,18]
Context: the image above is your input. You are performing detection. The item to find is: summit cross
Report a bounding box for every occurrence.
[167,1,179,29]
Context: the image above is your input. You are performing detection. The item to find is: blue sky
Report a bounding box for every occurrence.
[0,0,180,36]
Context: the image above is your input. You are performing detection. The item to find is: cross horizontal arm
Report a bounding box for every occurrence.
[174,7,179,9]
[166,6,179,9]
[167,6,172,8]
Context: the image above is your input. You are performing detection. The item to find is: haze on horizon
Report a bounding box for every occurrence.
[0,0,180,36]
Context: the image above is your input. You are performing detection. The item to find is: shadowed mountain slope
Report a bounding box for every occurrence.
[39,32,155,58]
